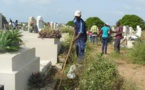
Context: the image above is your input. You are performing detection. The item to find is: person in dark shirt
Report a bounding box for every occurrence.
[112,22,123,53]
[73,10,87,63]
[13,20,18,30]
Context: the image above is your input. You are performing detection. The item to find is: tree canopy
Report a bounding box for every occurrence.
[66,20,74,27]
[119,14,145,30]
[85,17,104,30]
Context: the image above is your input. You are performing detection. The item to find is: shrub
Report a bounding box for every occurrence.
[128,41,145,64]
[38,30,61,38]
[0,30,23,52]
[38,25,62,38]
[78,54,123,90]
[28,71,54,90]
[60,27,73,35]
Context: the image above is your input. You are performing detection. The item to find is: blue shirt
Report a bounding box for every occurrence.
[73,18,87,41]
[101,26,110,38]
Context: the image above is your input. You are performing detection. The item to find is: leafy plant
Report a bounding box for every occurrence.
[0,30,23,52]
[78,54,123,90]
[119,14,145,30]
[85,17,104,30]
[66,20,74,27]
[0,31,11,52]
[60,27,73,35]
[28,72,52,90]
[6,30,23,51]
[128,40,145,64]
[38,30,61,38]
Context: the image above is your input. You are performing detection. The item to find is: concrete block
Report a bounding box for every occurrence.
[0,48,36,71]
[0,48,40,90]
[21,31,61,65]
[127,41,134,48]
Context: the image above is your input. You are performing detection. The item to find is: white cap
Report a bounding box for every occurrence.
[74,10,81,17]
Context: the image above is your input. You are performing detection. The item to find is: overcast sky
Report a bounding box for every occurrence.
[0,0,145,25]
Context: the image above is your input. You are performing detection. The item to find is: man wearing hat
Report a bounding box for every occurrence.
[73,10,87,63]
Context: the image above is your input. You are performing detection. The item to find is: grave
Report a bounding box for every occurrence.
[21,23,27,31]
[28,16,36,32]
[0,48,40,90]
[21,31,61,65]
[0,13,2,30]
[121,25,142,48]
[37,16,44,32]
[130,25,142,40]
[50,22,54,30]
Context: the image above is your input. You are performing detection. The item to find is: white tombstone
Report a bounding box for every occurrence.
[28,16,36,31]
[53,22,56,30]
[0,13,2,30]
[37,16,44,31]
[56,23,59,30]
[22,23,26,31]
[129,26,134,35]
[125,25,129,35]
[136,25,142,37]
[50,22,53,30]
[111,26,115,31]
[21,31,61,65]
[0,48,40,90]
[130,25,142,39]
[123,26,127,33]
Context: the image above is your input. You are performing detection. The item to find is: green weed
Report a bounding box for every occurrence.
[128,41,145,65]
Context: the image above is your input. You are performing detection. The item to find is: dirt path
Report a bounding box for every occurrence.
[95,43,145,90]
[116,60,145,90]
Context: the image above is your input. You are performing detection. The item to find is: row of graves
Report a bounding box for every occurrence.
[0,12,142,89]
[22,16,60,32]
[111,25,142,48]
[0,14,67,90]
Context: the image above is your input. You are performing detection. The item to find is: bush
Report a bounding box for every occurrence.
[0,30,23,52]
[60,27,73,35]
[128,41,145,64]
[28,72,48,89]
[38,30,61,38]
[78,54,123,90]
[28,68,55,90]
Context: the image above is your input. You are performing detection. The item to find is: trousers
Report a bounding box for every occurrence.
[76,39,86,61]
[114,38,121,52]
[102,37,109,54]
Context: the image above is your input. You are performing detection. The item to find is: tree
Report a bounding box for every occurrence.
[85,17,104,30]
[119,14,145,30]
[66,20,74,27]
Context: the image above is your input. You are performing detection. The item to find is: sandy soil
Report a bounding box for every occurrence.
[96,43,145,90]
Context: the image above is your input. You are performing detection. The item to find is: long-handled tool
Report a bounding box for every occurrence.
[57,33,74,90]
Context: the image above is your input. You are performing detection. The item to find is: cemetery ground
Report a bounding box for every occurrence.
[54,31,145,90]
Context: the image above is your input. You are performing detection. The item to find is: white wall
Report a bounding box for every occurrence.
[0,48,40,90]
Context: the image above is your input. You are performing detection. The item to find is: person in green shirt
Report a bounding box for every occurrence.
[91,23,99,45]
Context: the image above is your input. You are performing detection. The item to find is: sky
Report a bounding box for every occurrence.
[0,0,145,25]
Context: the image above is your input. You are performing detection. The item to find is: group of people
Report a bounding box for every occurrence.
[9,19,18,30]
[88,23,102,45]
[72,10,123,63]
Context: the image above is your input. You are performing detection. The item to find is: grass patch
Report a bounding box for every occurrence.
[121,80,138,90]
[128,41,145,65]
[78,54,123,90]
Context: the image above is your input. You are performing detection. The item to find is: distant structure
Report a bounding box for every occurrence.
[37,16,44,32]
[0,13,2,30]
[28,16,36,31]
